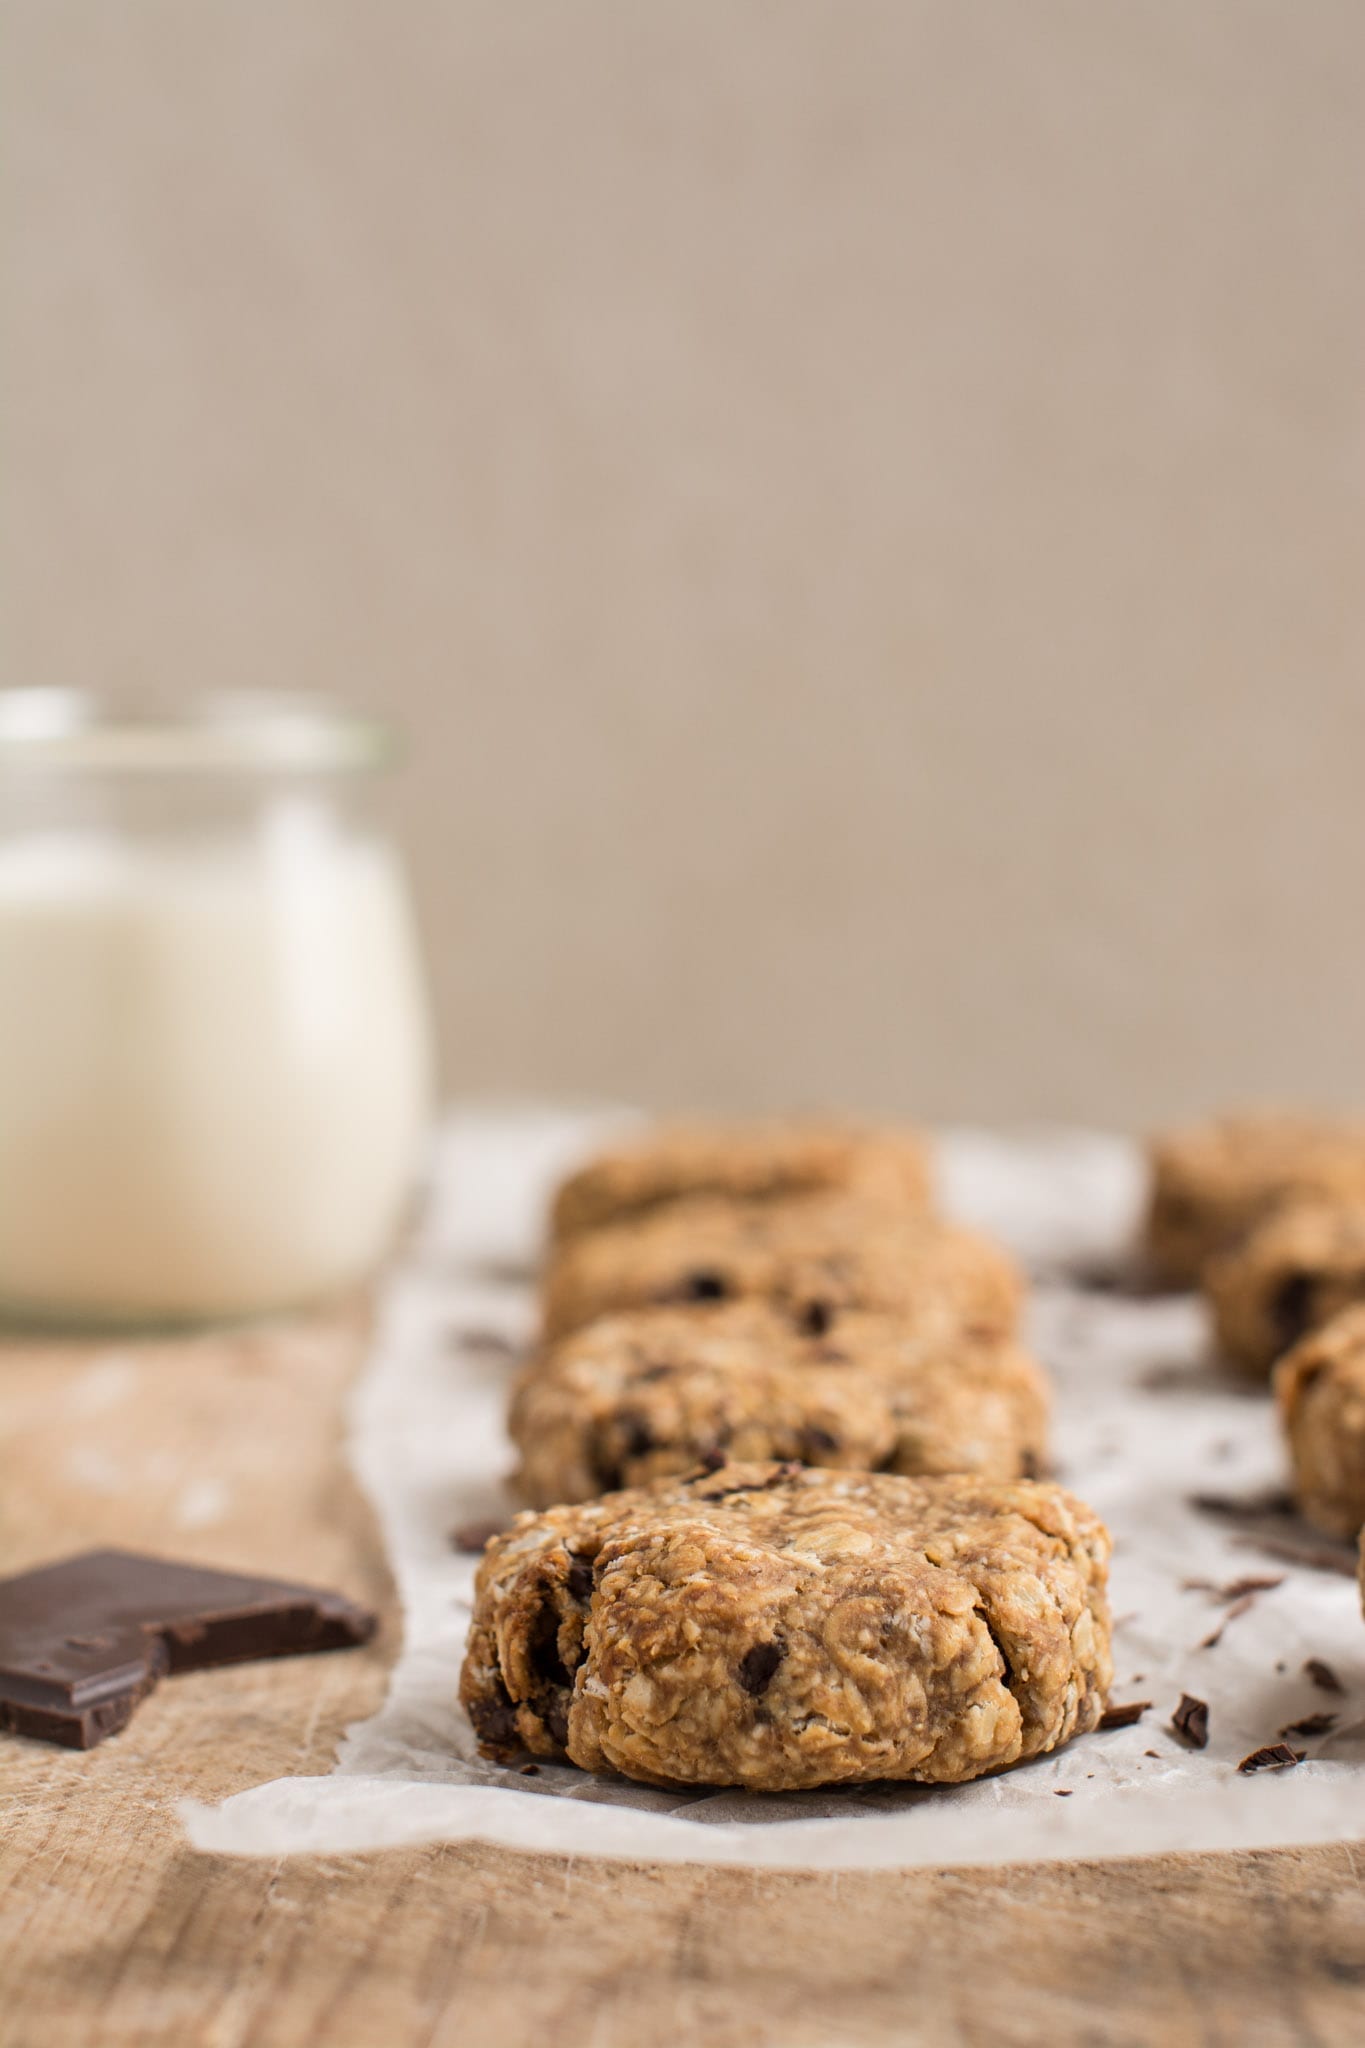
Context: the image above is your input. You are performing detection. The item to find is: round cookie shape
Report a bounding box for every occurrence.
[511,1301,1049,1507]
[1144,1112,1365,1287]
[1206,1198,1365,1374]
[549,1120,933,1243]
[539,1190,1021,1344]
[1276,1306,1365,1540]
[459,1462,1113,1792]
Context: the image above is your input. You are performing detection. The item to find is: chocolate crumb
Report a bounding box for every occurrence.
[1143,1748,1161,1759]
[1237,1743,1304,1775]
[543,1694,570,1748]
[698,1447,728,1472]
[451,1518,509,1555]
[1098,1700,1151,1731]
[468,1682,519,1751]
[1272,1271,1316,1352]
[1305,1658,1346,1695]
[680,1269,729,1303]
[1171,1694,1209,1749]
[798,1300,833,1338]
[565,1557,595,1603]
[1279,1712,1338,1740]
[1054,1788,1073,1797]
[737,1641,784,1696]
[519,1761,541,1776]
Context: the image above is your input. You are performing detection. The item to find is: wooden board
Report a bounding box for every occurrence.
[3,1316,1365,2048]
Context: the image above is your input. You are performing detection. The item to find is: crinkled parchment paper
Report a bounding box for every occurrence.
[183,1108,1365,1869]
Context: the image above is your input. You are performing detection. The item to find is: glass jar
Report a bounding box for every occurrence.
[0,689,434,1325]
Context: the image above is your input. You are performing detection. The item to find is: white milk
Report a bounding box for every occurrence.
[0,805,432,1321]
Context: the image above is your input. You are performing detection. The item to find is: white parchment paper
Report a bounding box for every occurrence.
[183,1107,1365,1869]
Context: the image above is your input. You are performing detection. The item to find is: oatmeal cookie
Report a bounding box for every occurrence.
[1144,1112,1365,1286]
[459,1462,1112,1790]
[550,1119,932,1242]
[511,1301,1049,1507]
[539,1191,1021,1343]
[1206,1198,1365,1374]
[1276,1307,1365,1540]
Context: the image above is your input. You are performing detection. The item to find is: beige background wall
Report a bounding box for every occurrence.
[7,0,1364,1126]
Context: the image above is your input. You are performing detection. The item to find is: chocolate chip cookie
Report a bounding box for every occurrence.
[1206,1198,1365,1374]
[511,1301,1049,1507]
[1144,1112,1365,1286]
[1276,1307,1365,1540]
[460,1462,1112,1790]
[550,1119,933,1243]
[539,1191,1021,1343]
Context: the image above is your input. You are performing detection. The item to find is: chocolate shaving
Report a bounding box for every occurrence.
[518,1761,541,1775]
[1198,1593,1257,1649]
[1053,1788,1073,1797]
[1278,1712,1338,1740]
[1170,1693,1209,1749]
[1182,1574,1285,1602]
[1097,1700,1151,1730]
[1143,1748,1161,1758]
[1237,1743,1304,1775]
[1189,1487,1296,1519]
[450,1326,520,1362]
[451,1518,509,1555]
[1305,1658,1346,1695]
[1067,1255,1167,1298]
[1234,1534,1358,1578]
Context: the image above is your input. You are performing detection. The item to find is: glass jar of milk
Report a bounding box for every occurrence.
[0,690,434,1325]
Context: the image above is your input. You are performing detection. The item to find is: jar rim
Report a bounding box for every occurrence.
[0,689,393,777]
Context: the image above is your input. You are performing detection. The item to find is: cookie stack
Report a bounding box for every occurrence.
[460,1120,1114,1792]
[1145,1111,1365,1544]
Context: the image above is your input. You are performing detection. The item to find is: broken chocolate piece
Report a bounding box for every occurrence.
[1097,1700,1151,1731]
[1170,1693,1209,1749]
[0,1548,376,1750]
[1237,1743,1304,1775]
[1305,1657,1346,1694]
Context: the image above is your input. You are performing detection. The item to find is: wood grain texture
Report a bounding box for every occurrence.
[3,1319,1365,2048]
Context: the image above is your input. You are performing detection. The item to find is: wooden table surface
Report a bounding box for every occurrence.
[3,1313,1365,2048]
